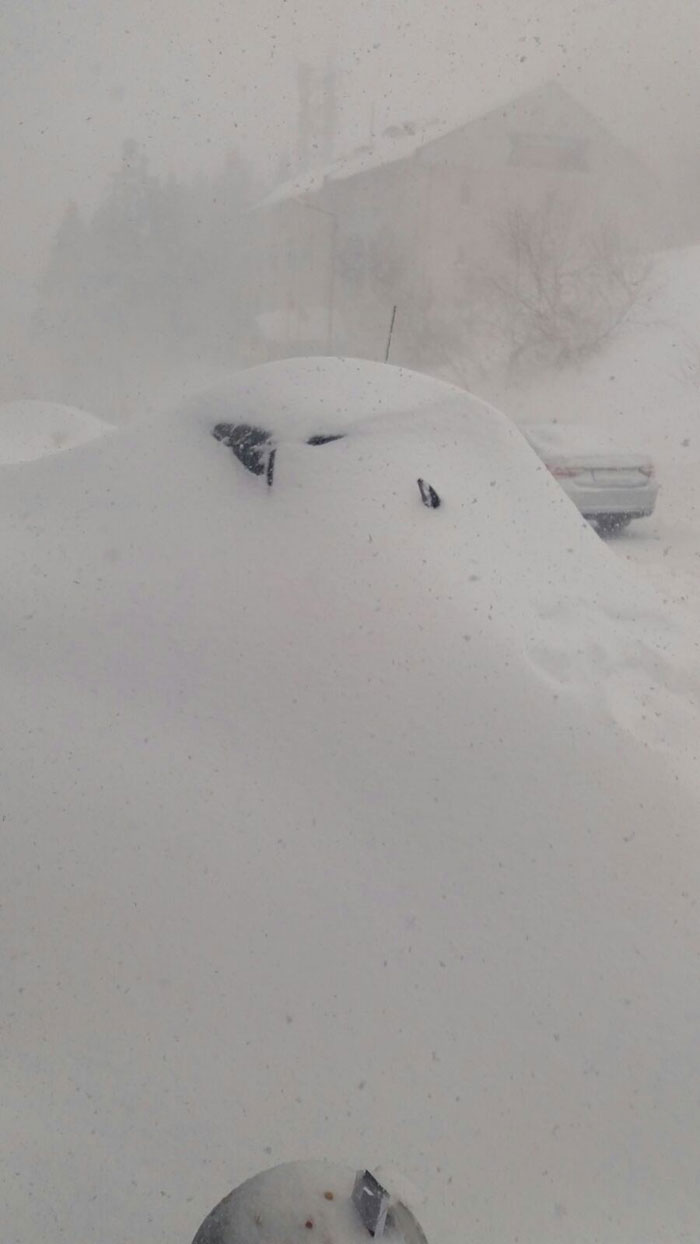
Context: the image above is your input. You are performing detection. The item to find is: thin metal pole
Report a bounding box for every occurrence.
[385,304,397,363]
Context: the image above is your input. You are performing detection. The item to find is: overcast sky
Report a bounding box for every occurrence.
[3,0,700,280]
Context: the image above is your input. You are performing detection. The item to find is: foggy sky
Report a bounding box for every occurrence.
[3,0,700,281]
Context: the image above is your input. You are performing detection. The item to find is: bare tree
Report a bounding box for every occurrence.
[485,195,651,375]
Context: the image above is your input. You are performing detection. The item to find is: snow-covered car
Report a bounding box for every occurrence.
[211,418,442,506]
[4,358,700,1244]
[522,421,658,532]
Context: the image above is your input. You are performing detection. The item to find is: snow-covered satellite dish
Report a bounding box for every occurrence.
[191,1161,428,1244]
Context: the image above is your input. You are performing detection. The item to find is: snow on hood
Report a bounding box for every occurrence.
[3,357,700,1244]
[0,398,111,464]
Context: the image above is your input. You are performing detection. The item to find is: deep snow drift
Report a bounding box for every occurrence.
[0,399,111,464]
[2,358,700,1243]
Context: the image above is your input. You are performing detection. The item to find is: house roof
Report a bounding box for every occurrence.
[260,81,648,209]
[260,116,450,208]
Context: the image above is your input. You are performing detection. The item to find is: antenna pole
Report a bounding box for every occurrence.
[385,304,397,363]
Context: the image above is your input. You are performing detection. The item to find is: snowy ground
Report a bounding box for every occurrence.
[612,492,700,624]
[3,356,700,1244]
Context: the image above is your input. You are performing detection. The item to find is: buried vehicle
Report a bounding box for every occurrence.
[211,419,441,507]
[522,421,658,532]
[3,358,700,1244]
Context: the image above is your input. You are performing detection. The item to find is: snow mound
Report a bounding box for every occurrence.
[3,358,700,1244]
[181,357,700,777]
[0,398,110,463]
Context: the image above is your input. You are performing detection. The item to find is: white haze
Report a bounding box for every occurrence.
[3,3,700,1242]
[3,0,700,419]
[3,0,700,279]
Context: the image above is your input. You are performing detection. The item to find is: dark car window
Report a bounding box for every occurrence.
[212,421,276,485]
[306,433,346,446]
[213,423,346,488]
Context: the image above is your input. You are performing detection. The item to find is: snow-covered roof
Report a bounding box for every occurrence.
[260,81,650,211]
[260,116,450,207]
